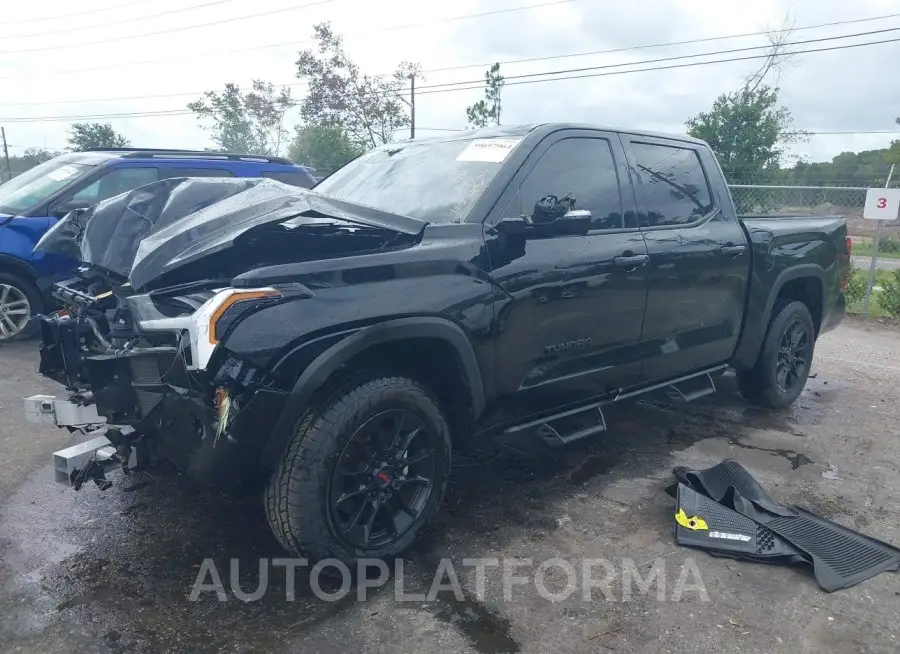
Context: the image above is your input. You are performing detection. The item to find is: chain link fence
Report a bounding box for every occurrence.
[728,184,869,216]
[728,183,900,240]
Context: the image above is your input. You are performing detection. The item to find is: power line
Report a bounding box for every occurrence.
[414,35,900,95]
[0,0,241,40]
[412,26,900,93]
[4,19,898,107]
[0,0,339,54]
[4,32,900,123]
[0,0,579,77]
[802,130,900,135]
[4,0,152,25]
[420,10,900,74]
[0,110,194,123]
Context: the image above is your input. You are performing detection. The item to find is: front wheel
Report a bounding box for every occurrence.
[264,374,452,565]
[737,300,815,409]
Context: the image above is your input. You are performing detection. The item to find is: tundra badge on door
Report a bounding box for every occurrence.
[544,338,592,355]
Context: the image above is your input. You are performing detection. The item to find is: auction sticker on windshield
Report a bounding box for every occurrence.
[455,138,521,163]
[46,165,81,182]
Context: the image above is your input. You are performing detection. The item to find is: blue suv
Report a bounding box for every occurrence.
[0,148,316,340]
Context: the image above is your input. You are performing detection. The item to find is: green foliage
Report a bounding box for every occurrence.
[844,264,867,305]
[296,23,419,150]
[287,124,362,174]
[466,63,505,128]
[187,80,294,155]
[769,141,900,187]
[67,123,130,151]
[879,269,900,317]
[685,85,803,184]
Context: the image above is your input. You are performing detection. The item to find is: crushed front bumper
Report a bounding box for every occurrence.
[29,316,287,493]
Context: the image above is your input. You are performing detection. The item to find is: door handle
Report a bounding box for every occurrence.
[614,254,649,268]
[720,245,747,258]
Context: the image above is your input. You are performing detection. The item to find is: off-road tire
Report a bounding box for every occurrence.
[264,373,452,565]
[0,271,43,341]
[737,300,815,409]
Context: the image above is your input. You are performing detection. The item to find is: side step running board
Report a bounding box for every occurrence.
[504,402,607,447]
[496,365,727,447]
[666,372,717,402]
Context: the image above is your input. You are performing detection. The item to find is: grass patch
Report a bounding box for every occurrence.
[847,268,897,317]
[852,242,900,259]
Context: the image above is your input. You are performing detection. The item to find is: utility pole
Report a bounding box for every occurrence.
[1,127,10,182]
[409,74,416,140]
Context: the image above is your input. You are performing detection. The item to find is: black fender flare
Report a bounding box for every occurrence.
[260,316,485,468]
[732,263,826,370]
[758,264,826,339]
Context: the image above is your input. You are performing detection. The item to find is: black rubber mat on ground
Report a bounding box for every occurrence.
[675,484,806,563]
[670,459,900,592]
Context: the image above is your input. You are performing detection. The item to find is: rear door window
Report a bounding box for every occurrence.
[631,142,713,227]
[163,167,235,178]
[70,166,159,205]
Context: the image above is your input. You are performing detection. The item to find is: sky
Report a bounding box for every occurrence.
[2,0,900,166]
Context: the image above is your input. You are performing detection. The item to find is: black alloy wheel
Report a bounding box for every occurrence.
[328,408,438,550]
[775,318,812,394]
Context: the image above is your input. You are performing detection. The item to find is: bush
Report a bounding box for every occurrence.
[844,264,867,306]
[878,269,900,317]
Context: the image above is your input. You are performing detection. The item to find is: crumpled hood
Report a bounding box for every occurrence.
[34,177,426,290]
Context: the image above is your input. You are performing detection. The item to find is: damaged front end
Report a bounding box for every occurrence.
[26,177,424,492]
[30,276,296,493]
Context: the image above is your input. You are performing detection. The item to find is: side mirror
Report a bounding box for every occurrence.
[495,208,591,238]
[51,199,91,219]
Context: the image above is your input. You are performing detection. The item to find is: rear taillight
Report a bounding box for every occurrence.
[846,236,852,254]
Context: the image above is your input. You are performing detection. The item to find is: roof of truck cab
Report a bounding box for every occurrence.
[378,123,707,148]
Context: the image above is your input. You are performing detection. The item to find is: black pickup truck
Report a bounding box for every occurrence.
[28,123,849,564]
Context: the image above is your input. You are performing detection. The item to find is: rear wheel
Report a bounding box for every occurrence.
[0,272,42,342]
[264,374,452,565]
[737,300,815,409]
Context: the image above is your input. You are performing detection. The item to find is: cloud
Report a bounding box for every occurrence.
[1,0,898,166]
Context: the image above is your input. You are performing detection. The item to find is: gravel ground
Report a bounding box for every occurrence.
[1,318,899,654]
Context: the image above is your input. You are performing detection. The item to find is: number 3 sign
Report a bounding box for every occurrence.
[863,188,900,220]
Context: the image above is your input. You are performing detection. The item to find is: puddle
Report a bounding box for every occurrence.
[428,589,521,654]
[728,439,815,470]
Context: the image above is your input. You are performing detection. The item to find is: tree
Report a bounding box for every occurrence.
[287,124,362,174]
[67,123,130,150]
[466,63,505,128]
[295,23,419,150]
[686,86,803,183]
[21,148,60,166]
[187,80,294,155]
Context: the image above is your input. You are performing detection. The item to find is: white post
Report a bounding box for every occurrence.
[863,164,895,316]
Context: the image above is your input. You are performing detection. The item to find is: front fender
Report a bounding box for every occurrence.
[259,316,485,468]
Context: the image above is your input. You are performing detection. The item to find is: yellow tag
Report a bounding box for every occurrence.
[94,291,113,300]
[675,508,708,531]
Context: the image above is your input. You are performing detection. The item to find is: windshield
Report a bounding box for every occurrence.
[0,158,95,215]
[313,137,523,223]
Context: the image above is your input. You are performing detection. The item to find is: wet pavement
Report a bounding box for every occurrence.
[1,319,900,653]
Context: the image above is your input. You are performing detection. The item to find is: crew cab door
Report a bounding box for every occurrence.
[621,136,750,382]
[484,130,649,421]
